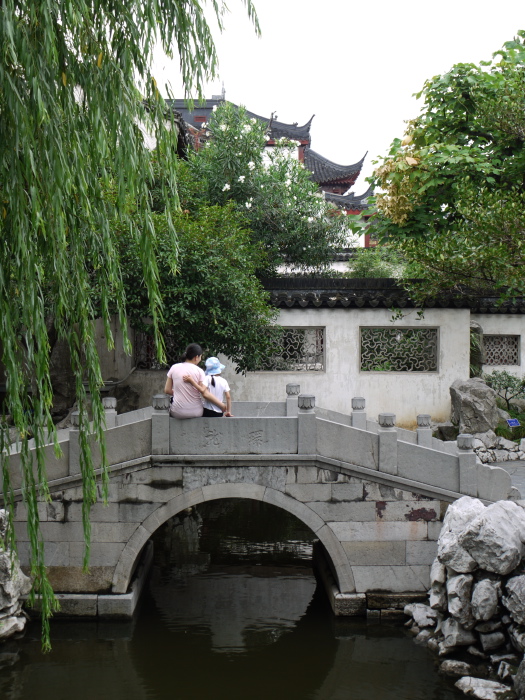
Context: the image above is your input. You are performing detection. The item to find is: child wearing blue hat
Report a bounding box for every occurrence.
[183,356,233,417]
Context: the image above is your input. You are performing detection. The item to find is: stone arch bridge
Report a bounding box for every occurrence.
[4,387,516,617]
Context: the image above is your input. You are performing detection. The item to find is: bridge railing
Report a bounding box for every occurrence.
[2,387,515,504]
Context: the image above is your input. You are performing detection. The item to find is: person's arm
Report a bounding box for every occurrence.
[183,375,226,411]
[164,376,173,396]
[224,391,233,417]
[183,374,201,392]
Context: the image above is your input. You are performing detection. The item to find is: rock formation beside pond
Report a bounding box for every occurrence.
[0,510,31,642]
[404,496,525,699]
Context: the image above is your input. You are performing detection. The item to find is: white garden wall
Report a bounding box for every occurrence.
[221,306,471,428]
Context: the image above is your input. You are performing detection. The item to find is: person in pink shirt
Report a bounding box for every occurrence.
[164,343,225,419]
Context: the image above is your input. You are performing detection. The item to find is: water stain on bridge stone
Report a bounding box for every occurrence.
[148,479,183,490]
[404,507,437,522]
[376,501,387,519]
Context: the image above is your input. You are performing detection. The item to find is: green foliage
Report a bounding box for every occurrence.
[362,32,525,301]
[0,0,258,648]
[179,102,351,273]
[120,204,279,372]
[347,245,406,279]
[483,370,525,411]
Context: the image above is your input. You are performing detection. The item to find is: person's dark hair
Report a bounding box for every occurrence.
[180,343,203,363]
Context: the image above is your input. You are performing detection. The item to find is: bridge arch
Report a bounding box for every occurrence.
[111,482,356,595]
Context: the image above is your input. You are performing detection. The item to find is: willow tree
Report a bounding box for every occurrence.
[0,0,259,647]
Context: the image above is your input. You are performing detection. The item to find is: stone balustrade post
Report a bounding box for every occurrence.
[297,394,316,455]
[286,383,300,417]
[69,410,80,476]
[351,397,367,430]
[416,414,432,448]
[378,413,397,475]
[152,394,171,455]
[457,433,477,497]
[102,396,118,429]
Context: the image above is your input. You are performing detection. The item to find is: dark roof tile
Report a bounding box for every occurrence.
[324,185,374,210]
[305,148,366,185]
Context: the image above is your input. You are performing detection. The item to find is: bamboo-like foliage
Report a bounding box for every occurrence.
[0,0,259,648]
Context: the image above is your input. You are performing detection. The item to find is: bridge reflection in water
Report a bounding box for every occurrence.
[0,499,463,700]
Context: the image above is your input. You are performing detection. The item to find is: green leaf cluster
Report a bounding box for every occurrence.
[178,102,351,273]
[0,0,258,648]
[483,370,525,411]
[365,31,525,300]
[119,204,279,372]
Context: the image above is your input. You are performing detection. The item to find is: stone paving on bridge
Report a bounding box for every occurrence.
[493,459,525,497]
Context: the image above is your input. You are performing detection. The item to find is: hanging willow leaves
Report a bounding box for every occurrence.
[0,0,259,649]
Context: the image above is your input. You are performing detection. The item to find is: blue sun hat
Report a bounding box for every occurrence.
[205,357,225,376]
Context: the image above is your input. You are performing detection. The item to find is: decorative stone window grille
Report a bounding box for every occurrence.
[254,327,325,372]
[134,330,179,370]
[360,327,438,372]
[483,335,520,366]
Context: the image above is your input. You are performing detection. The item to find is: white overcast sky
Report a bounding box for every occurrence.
[152,0,525,190]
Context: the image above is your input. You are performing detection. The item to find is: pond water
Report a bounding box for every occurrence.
[0,499,463,700]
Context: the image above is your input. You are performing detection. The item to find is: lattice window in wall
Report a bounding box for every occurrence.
[360,327,439,372]
[134,330,180,370]
[483,335,520,366]
[255,327,325,372]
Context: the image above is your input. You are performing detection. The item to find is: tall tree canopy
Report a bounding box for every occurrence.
[365,32,525,301]
[0,0,258,646]
[178,102,351,274]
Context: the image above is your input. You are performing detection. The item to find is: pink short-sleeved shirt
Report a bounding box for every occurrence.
[167,363,205,419]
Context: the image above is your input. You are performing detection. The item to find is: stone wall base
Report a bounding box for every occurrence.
[313,540,427,618]
[24,542,153,619]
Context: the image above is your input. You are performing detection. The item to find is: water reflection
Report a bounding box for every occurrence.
[0,499,463,700]
[150,569,316,652]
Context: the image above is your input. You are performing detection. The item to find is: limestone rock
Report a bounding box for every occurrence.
[438,497,485,572]
[440,660,476,677]
[429,585,448,612]
[475,431,499,449]
[503,577,525,626]
[472,579,501,621]
[513,658,525,699]
[448,574,474,628]
[458,502,525,575]
[0,552,31,610]
[508,625,525,653]
[404,603,438,628]
[415,629,434,645]
[0,616,25,641]
[431,559,447,587]
[442,618,477,649]
[450,378,506,434]
[475,621,503,634]
[479,631,506,653]
[455,676,516,699]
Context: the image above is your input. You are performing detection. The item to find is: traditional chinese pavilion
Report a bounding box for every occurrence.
[166,98,372,218]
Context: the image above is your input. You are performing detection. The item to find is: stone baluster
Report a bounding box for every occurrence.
[102,396,118,429]
[286,383,300,417]
[351,397,367,430]
[457,433,477,497]
[152,394,171,455]
[297,394,316,455]
[69,410,80,476]
[378,413,397,475]
[416,414,432,448]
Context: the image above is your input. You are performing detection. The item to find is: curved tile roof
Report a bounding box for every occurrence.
[165,99,314,143]
[305,148,366,184]
[324,185,374,211]
[244,109,314,142]
[260,277,525,312]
